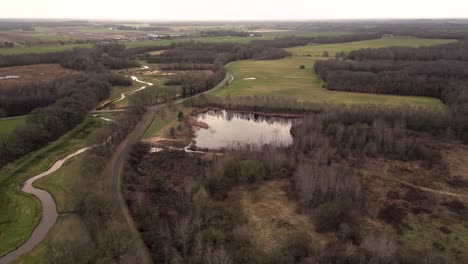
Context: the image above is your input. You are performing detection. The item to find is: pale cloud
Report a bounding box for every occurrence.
[1,0,467,20]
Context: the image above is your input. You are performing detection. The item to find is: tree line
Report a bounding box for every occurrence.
[0,81,55,117]
[0,73,112,166]
[0,41,15,48]
[0,51,71,68]
[0,43,146,68]
[200,30,251,37]
[348,41,468,61]
[249,33,381,48]
[120,103,454,263]
[0,44,135,167]
[314,41,468,143]
[0,71,130,118]
[361,24,468,40]
[60,44,138,71]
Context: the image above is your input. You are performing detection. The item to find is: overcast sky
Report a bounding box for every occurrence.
[1,0,467,20]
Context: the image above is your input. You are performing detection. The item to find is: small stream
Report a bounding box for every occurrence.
[114,72,154,103]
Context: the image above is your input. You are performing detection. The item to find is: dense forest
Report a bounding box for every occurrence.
[122,103,464,263]
[314,41,468,143]
[0,81,55,117]
[0,44,134,167]
[0,51,71,67]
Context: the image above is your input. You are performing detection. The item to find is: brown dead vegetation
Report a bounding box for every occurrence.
[236,180,334,253]
[359,149,468,261]
[145,116,203,148]
[0,63,77,85]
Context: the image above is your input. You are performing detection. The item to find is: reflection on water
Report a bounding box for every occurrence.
[193,110,295,149]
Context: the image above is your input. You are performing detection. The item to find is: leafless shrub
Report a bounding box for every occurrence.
[294,161,361,206]
[361,232,398,264]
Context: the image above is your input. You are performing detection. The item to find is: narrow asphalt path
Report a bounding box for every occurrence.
[0,67,158,263]
[104,72,232,263]
[0,148,90,264]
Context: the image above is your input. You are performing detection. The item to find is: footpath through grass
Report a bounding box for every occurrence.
[0,116,102,257]
[214,37,455,110]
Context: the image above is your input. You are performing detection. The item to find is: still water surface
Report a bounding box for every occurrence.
[193,110,295,149]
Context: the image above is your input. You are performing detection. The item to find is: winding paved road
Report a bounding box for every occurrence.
[0,148,90,264]
[0,68,232,263]
[0,69,155,263]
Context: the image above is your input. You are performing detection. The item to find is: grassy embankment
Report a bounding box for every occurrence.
[0,117,102,257]
[12,215,90,264]
[13,155,90,263]
[214,37,456,110]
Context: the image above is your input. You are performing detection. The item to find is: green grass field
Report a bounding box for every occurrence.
[214,37,455,110]
[123,36,273,49]
[0,116,102,257]
[143,106,189,139]
[0,36,269,55]
[0,31,355,55]
[34,155,85,213]
[261,30,353,37]
[286,36,457,56]
[12,215,90,264]
[29,34,73,42]
[0,116,27,139]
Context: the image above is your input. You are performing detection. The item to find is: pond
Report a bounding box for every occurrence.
[193,110,295,149]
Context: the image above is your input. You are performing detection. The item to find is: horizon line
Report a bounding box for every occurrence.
[1,17,468,22]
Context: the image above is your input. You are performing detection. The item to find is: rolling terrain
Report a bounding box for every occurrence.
[214,37,455,110]
[1,20,468,264]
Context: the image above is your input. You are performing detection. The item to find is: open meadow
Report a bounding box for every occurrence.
[286,36,457,56]
[214,37,456,110]
[0,116,26,138]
